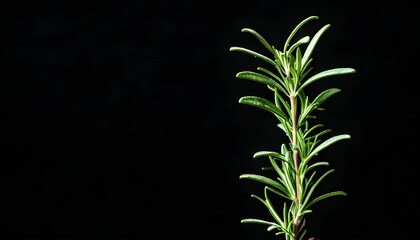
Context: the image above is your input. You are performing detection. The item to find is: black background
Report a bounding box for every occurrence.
[3,1,419,239]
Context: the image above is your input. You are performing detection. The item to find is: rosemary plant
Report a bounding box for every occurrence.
[230,16,355,240]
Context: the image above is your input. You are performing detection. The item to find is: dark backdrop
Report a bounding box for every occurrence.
[3,1,419,239]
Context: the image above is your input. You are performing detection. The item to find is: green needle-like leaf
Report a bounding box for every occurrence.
[298,102,317,127]
[266,185,292,200]
[265,187,283,225]
[305,134,351,161]
[288,36,310,55]
[284,16,319,54]
[298,68,356,92]
[301,169,335,208]
[302,124,323,139]
[230,47,276,66]
[241,28,274,54]
[253,151,285,160]
[306,161,329,172]
[240,174,286,192]
[312,88,341,107]
[236,71,287,94]
[305,191,347,210]
[301,24,330,69]
[299,230,307,240]
[239,96,288,121]
[241,218,280,227]
[258,67,281,81]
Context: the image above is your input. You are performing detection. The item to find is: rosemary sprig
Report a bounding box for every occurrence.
[230,16,356,240]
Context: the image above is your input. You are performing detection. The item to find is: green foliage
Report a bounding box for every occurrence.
[230,16,355,240]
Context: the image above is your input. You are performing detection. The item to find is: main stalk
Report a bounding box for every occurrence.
[290,94,302,240]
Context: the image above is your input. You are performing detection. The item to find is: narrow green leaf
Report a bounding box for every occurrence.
[284,16,319,54]
[257,67,281,81]
[301,171,316,199]
[306,161,329,172]
[251,194,267,205]
[275,91,291,116]
[282,202,288,229]
[298,90,308,112]
[253,151,284,160]
[310,129,332,142]
[285,77,294,94]
[264,187,283,225]
[289,67,299,90]
[240,174,285,191]
[312,88,341,107]
[297,130,306,157]
[298,102,317,127]
[301,24,330,69]
[301,169,335,208]
[305,134,351,161]
[295,47,302,74]
[268,157,287,183]
[298,230,307,240]
[277,123,292,141]
[241,28,274,54]
[239,96,288,121]
[300,210,312,215]
[303,124,323,139]
[266,186,292,200]
[300,65,313,80]
[270,154,294,173]
[288,36,310,55]
[241,218,279,227]
[230,47,276,66]
[305,191,347,210]
[298,68,356,92]
[267,225,283,233]
[236,71,287,94]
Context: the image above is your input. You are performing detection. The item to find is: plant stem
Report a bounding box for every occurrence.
[290,95,300,202]
[290,94,301,239]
